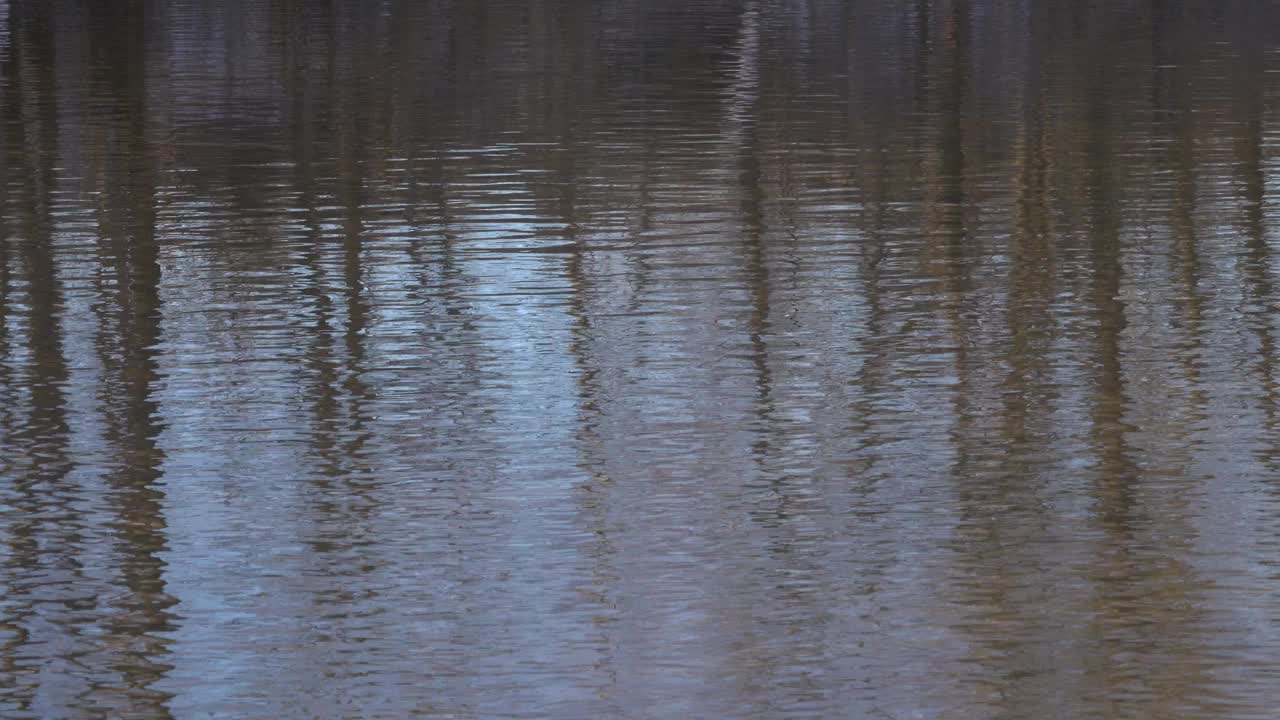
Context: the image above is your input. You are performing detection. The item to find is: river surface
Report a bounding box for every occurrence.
[2,1,1280,718]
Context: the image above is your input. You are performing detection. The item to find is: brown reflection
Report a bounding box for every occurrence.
[923,0,972,445]
[947,3,1065,712]
[622,136,657,317]
[1231,14,1280,467]
[922,0,974,379]
[1073,16,1143,710]
[297,153,344,484]
[1,1,1279,717]
[298,136,378,522]
[0,4,80,713]
[336,122,376,476]
[1078,7,1215,712]
[1081,52,1137,534]
[287,0,357,501]
[730,3,780,497]
[927,0,978,545]
[732,7,830,713]
[0,23,11,463]
[5,2,69,475]
[558,120,624,716]
[84,1,177,715]
[1004,12,1056,456]
[1159,10,1210,430]
[293,57,384,644]
[845,137,891,493]
[286,0,378,492]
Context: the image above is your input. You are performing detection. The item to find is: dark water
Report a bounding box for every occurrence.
[2,0,1280,717]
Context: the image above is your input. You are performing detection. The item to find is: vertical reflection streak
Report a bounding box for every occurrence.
[0,45,10,468]
[85,1,177,714]
[1079,11,1145,711]
[1160,24,1210,441]
[0,1,1277,717]
[0,3,78,714]
[559,112,623,716]
[726,1,779,492]
[1234,18,1280,468]
[1083,45,1136,538]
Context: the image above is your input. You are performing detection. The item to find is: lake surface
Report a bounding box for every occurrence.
[2,1,1280,717]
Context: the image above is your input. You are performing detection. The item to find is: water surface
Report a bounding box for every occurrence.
[2,1,1280,717]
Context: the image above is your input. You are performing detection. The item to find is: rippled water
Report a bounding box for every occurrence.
[2,1,1280,717]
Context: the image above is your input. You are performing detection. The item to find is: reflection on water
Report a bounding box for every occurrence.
[2,0,1280,717]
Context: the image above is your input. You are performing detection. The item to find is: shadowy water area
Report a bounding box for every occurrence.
[2,0,1280,717]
